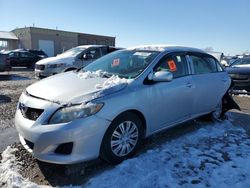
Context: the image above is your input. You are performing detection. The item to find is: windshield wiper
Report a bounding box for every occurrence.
[101,72,112,78]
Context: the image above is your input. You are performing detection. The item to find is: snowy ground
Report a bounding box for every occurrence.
[0,114,250,188]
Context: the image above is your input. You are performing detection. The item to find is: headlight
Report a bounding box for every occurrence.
[49,102,104,124]
[47,63,65,68]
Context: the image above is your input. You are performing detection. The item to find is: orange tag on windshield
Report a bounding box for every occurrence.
[112,59,120,67]
[167,60,177,72]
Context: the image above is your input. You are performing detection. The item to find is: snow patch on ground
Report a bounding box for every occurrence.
[0,146,48,188]
[86,121,250,188]
[232,90,250,98]
[1,120,250,187]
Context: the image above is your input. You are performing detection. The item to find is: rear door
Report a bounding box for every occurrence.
[147,53,194,132]
[20,52,36,67]
[8,52,19,67]
[188,53,230,116]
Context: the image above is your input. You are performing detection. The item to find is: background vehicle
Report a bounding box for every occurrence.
[28,49,48,59]
[0,52,11,72]
[7,50,42,69]
[34,45,122,78]
[15,45,237,165]
[226,57,250,91]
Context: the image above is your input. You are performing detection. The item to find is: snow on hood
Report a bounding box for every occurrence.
[35,56,74,65]
[26,71,129,105]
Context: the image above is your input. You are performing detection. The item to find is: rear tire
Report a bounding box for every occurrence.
[100,112,143,164]
[201,100,223,121]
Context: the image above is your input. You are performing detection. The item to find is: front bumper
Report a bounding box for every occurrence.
[35,67,64,78]
[15,94,111,164]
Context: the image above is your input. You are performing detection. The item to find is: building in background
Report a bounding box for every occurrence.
[0,27,116,56]
[0,31,19,51]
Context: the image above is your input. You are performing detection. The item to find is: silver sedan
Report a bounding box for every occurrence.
[15,45,238,164]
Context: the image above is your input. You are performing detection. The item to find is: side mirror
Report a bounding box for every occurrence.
[82,53,88,60]
[148,70,173,82]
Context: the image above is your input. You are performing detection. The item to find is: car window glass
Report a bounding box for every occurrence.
[89,48,101,59]
[154,55,189,78]
[84,50,159,78]
[100,47,108,55]
[242,58,250,65]
[9,52,14,57]
[191,55,217,74]
[20,52,29,58]
[205,57,223,72]
[9,52,18,57]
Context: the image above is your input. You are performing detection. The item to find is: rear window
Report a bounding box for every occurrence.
[190,55,218,74]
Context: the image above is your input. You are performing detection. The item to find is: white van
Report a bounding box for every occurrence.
[35,45,121,78]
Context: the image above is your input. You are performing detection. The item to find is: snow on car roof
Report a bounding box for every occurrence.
[77,45,108,49]
[128,44,205,53]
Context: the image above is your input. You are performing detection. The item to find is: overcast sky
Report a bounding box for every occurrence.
[1,0,249,55]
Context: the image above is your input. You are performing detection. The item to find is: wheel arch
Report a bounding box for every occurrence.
[111,109,147,138]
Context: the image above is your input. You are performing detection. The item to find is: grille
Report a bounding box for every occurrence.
[24,139,34,150]
[35,64,45,70]
[19,103,44,121]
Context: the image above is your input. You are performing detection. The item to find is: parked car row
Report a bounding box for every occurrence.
[34,45,121,78]
[225,57,250,91]
[0,49,48,71]
[15,45,240,165]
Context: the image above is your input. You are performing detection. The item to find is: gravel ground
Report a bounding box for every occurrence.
[0,69,36,130]
[0,70,249,187]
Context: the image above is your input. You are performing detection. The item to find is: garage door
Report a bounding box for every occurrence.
[38,40,54,57]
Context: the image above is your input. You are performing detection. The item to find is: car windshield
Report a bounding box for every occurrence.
[30,51,45,56]
[231,58,250,67]
[83,50,160,78]
[59,47,86,57]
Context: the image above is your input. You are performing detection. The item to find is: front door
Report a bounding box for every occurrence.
[147,53,194,132]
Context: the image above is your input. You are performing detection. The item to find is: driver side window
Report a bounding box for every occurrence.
[154,55,189,78]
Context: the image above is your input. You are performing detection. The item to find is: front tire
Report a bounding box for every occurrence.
[100,112,143,164]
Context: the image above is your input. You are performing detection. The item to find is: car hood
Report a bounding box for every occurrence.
[26,71,128,105]
[36,56,74,65]
[225,67,250,75]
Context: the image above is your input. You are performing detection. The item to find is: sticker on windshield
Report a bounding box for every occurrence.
[112,58,120,67]
[167,60,177,72]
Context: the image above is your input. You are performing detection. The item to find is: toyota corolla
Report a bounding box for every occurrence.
[15,45,239,164]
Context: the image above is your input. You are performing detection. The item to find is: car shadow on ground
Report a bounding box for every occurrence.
[228,111,250,135]
[0,74,31,81]
[19,118,213,187]
[0,95,11,104]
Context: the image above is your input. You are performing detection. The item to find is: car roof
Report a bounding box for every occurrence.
[76,45,122,49]
[128,44,205,53]
[76,45,107,49]
[11,49,28,53]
